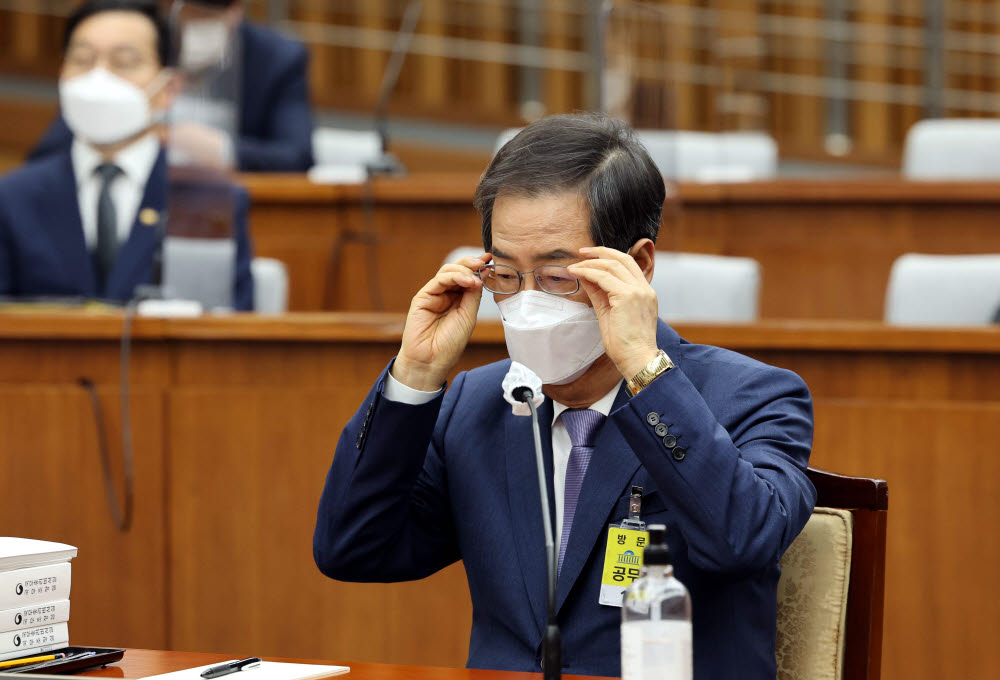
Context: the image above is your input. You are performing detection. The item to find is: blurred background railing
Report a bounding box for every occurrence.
[2,0,1000,169]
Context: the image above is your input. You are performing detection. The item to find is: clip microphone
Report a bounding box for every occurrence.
[511,385,535,403]
[503,364,561,680]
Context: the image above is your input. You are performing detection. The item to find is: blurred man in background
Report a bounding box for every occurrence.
[28,0,314,172]
[0,0,253,308]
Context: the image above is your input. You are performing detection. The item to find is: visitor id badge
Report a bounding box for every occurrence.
[598,525,649,607]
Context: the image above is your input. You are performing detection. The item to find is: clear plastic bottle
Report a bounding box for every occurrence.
[621,524,693,680]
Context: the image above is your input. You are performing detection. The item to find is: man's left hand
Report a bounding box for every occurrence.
[568,247,660,380]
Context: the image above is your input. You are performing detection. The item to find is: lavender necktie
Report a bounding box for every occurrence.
[558,408,606,574]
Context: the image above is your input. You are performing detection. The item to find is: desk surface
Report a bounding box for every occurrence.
[83,649,597,680]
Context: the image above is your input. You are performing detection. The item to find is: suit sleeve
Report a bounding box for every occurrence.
[26,117,73,163]
[236,44,314,172]
[313,361,464,582]
[612,361,816,573]
[231,187,255,311]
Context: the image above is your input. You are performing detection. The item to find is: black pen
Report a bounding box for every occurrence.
[200,658,262,679]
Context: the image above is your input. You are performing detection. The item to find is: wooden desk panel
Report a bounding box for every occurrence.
[242,175,1000,320]
[0,354,170,650]
[1,313,997,680]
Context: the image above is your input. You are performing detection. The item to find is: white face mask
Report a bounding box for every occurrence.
[180,20,231,71]
[60,68,166,146]
[498,290,606,385]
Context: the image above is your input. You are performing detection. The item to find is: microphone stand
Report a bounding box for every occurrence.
[514,387,561,680]
[371,0,424,176]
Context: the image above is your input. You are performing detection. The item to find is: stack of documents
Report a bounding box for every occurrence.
[0,538,76,660]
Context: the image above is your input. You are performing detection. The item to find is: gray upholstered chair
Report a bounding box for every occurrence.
[885,253,1000,325]
[652,252,761,322]
[903,119,1000,179]
[251,257,289,314]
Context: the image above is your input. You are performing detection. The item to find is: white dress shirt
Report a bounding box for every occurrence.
[383,369,622,550]
[71,133,160,251]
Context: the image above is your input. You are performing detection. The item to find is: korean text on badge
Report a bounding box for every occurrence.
[598,526,649,607]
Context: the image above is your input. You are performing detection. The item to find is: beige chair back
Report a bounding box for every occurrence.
[776,507,854,680]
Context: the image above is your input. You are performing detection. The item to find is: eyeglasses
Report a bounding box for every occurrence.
[476,263,580,296]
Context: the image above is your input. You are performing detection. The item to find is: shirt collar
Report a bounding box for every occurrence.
[71,132,161,188]
[552,380,624,425]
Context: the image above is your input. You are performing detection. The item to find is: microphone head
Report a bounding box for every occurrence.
[502,361,544,416]
[511,386,534,403]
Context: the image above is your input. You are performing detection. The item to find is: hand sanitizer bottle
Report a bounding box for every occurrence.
[621,524,692,680]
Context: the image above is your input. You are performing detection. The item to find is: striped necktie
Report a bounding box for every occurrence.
[558,408,606,574]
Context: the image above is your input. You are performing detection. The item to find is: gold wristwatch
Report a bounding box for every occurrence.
[626,350,675,396]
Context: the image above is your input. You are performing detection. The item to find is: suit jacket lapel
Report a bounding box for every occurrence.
[506,397,554,639]
[555,382,641,612]
[105,152,167,300]
[553,321,683,610]
[505,321,683,621]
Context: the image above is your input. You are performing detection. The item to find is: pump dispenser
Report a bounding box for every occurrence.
[620,524,692,680]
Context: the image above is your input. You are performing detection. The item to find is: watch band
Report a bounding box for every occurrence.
[626,350,675,396]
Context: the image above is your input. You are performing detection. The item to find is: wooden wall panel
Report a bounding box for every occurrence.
[850,6,893,157]
[165,337,503,666]
[245,197,345,312]
[167,388,473,666]
[0,387,168,650]
[329,200,481,313]
[810,403,1000,680]
[1,3,999,165]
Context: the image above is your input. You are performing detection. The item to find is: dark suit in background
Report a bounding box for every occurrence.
[0,150,254,309]
[28,21,314,172]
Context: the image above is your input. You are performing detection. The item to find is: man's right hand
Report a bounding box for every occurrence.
[392,252,493,391]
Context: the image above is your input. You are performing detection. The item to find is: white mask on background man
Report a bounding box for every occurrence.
[60,68,166,145]
[498,290,606,385]
[179,20,231,71]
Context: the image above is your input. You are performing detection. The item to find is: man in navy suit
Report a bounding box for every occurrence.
[314,114,816,678]
[0,0,253,309]
[28,0,313,172]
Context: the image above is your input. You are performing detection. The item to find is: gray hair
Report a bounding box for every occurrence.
[474,113,666,253]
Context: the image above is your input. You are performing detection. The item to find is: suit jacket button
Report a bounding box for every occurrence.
[654,423,669,437]
[662,434,677,449]
[646,412,660,426]
[672,447,687,461]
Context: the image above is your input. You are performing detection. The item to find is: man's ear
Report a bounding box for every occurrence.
[629,238,656,283]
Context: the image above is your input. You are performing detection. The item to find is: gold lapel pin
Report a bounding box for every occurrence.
[139,208,160,226]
